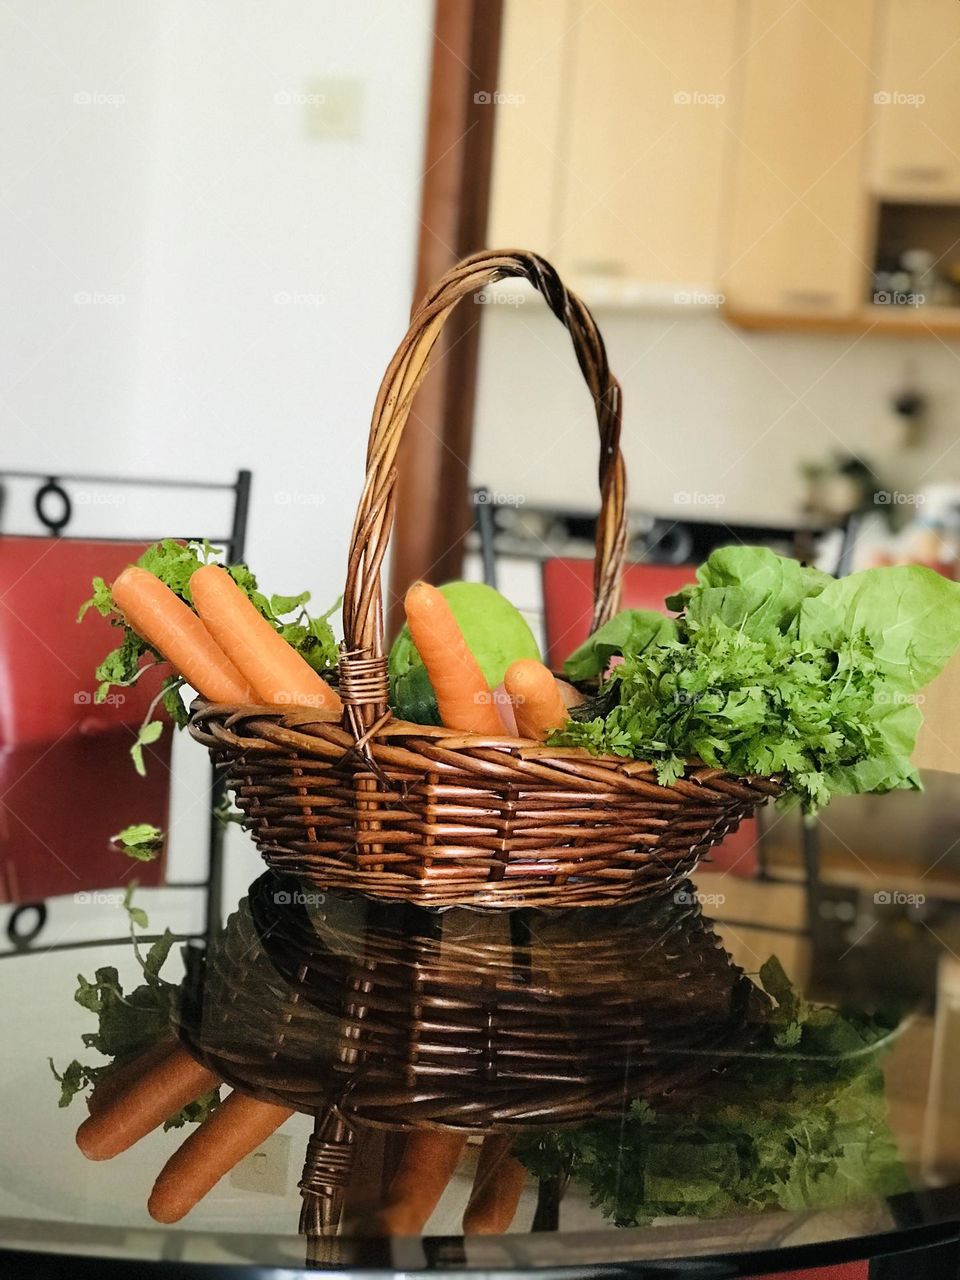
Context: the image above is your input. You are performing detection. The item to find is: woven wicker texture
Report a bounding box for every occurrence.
[188,249,780,908]
[177,873,767,1132]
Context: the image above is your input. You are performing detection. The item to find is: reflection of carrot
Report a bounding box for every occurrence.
[504,659,569,741]
[87,1037,177,1115]
[76,1045,220,1161]
[463,1135,526,1235]
[112,567,255,704]
[149,1092,293,1222]
[372,1130,467,1236]
[403,583,503,735]
[191,565,342,716]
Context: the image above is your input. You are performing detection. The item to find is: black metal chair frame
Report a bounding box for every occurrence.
[0,467,251,959]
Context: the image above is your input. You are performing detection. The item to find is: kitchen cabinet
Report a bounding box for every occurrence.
[720,0,876,319]
[870,0,960,201]
[489,0,738,295]
[487,0,570,260]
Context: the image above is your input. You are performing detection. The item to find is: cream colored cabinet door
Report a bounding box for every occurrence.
[721,0,875,317]
[487,0,571,257]
[871,0,960,200]
[558,0,738,289]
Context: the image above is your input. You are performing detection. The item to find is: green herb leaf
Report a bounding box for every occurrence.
[78,576,114,621]
[130,719,164,777]
[111,823,164,862]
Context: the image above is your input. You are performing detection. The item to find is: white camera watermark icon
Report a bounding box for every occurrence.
[674,889,726,907]
[674,90,725,107]
[873,890,925,906]
[74,890,125,906]
[873,90,925,107]
[473,90,525,106]
[273,889,326,906]
[674,490,726,507]
[74,90,125,107]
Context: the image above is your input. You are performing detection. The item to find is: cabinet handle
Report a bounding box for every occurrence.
[891,164,950,185]
[780,288,840,310]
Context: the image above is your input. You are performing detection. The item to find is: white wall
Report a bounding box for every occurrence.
[473,298,960,526]
[0,1,433,903]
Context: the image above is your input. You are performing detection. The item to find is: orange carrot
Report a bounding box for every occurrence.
[76,1045,220,1161]
[371,1130,467,1236]
[112,567,255,704]
[86,1037,177,1116]
[148,1092,293,1223]
[190,565,342,716]
[503,659,569,741]
[403,583,503,734]
[462,1135,526,1235]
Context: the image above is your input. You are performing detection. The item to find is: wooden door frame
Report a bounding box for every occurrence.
[385,0,504,639]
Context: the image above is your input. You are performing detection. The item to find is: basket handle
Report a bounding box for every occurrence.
[342,249,627,665]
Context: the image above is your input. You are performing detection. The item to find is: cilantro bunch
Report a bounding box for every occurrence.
[556,547,960,809]
[515,957,908,1225]
[79,539,339,775]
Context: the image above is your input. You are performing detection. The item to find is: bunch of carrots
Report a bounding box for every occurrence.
[77,1039,526,1233]
[112,563,342,716]
[114,562,572,743]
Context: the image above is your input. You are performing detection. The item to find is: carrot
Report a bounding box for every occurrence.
[462,1135,526,1235]
[190,565,342,716]
[403,583,503,735]
[76,1045,220,1161]
[148,1092,293,1223]
[86,1037,177,1115]
[112,566,255,704]
[503,659,569,741]
[371,1130,467,1236]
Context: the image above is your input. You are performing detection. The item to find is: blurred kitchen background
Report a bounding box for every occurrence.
[470,0,960,629]
[4,1,960,1232]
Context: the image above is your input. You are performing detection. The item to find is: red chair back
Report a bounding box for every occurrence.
[0,538,169,901]
[541,556,758,876]
[542,557,697,669]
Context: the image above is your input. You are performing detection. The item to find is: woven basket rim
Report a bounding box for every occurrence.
[189,698,783,799]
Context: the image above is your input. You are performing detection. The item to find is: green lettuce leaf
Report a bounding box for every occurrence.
[563,610,677,681]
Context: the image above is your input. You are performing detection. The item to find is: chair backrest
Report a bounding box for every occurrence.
[0,537,172,903]
[0,537,168,747]
[542,557,697,669]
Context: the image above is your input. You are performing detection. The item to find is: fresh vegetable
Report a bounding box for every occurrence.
[76,1044,220,1161]
[50,889,219,1131]
[515,957,908,1225]
[80,539,339,772]
[401,582,505,734]
[148,1092,294,1223]
[111,823,164,863]
[391,581,540,725]
[462,1135,527,1235]
[191,565,342,715]
[504,659,569,741]
[554,547,960,809]
[112,566,255,704]
[372,1130,468,1236]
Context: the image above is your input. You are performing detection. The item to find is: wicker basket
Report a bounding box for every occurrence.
[189,249,780,909]
[176,872,767,1233]
[178,873,765,1129]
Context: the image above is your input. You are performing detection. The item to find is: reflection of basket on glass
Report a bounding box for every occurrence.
[177,873,767,1234]
[189,249,780,911]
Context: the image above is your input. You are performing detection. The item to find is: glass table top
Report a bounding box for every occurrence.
[3,776,960,1277]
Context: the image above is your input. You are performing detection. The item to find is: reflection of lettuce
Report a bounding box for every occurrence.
[556,547,960,809]
[515,958,909,1225]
